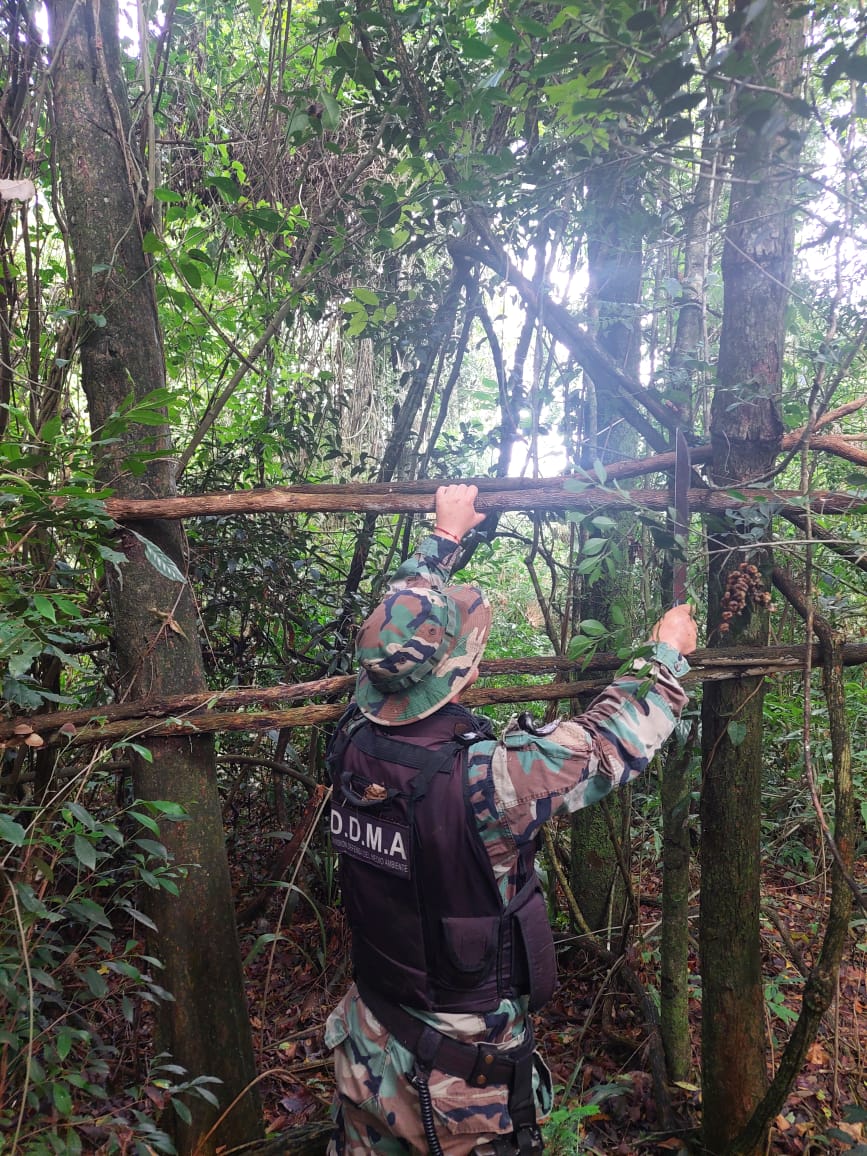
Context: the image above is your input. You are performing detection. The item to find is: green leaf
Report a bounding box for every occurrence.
[320,90,341,130]
[178,260,202,290]
[83,966,109,997]
[0,814,27,845]
[148,800,188,818]
[153,187,183,203]
[610,604,626,627]
[580,619,607,637]
[130,809,160,835]
[353,287,380,306]
[592,459,607,484]
[172,1098,193,1125]
[648,60,695,101]
[460,35,494,60]
[135,837,169,860]
[567,634,595,659]
[575,556,601,575]
[65,801,97,828]
[122,741,154,762]
[334,42,377,91]
[73,833,97,870]
[122,905,158,931]
[56,1027,75,1061]
[727,720,747,747]
[142,232,164,254]
[53,1081,73,1116]
[66,898,112,929]
[127,530,186,583]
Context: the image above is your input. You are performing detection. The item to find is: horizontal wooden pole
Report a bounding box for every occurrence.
[5,643,867,750]
[99,483,863,522]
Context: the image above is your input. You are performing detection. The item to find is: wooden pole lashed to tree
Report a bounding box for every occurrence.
[5,644,867,750]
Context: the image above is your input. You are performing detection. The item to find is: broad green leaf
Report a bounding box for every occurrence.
[148,800,188,818]
[73,833,97,870]
[83,966,109,997]
[130,810,160,834]
[56,1028,75,1061]
[53,1081,73,1116]
[127,530,186,584]
[0,814,27,845]
[66,898,112,928]
[727,720,747,747]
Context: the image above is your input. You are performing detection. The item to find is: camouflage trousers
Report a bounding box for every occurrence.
[325,987,551,1156]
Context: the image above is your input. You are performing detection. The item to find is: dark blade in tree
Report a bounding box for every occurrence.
[673,429,690,605]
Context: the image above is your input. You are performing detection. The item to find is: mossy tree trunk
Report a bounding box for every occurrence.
[46,2,262,1151]
[700,4,805,1151]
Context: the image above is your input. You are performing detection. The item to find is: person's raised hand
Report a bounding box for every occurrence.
[650,604,697,656]
[434,484,486,543]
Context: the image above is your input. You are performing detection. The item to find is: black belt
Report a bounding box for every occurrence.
[356,981,535,1088]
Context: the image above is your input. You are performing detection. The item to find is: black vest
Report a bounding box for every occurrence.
[327,704,557,1014]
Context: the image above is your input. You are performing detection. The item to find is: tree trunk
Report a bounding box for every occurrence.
[700,4,806,1151]
[570,158,643,939]
[46,2,262,1150]
[660,124,718,1082]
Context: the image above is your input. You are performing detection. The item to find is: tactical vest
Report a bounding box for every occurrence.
[327,703,557,1014]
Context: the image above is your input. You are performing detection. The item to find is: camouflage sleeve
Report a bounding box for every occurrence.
[491,644,690,845]
[387,532,463,592]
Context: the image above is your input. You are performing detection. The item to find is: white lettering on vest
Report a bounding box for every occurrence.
[329,805,411,878]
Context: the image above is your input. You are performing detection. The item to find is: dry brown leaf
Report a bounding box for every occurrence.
[806,1041,829,1066]
[836,1121,864,1141]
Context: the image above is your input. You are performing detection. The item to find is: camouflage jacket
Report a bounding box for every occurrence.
[325,531,690,1151]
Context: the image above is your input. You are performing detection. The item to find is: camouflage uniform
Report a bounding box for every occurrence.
[326,533,690,1155]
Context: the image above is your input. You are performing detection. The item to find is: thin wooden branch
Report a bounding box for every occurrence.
[6,643,867,749]
[95,483,865,522]
[728,570,859,1155]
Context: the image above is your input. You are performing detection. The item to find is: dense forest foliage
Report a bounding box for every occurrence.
[1,0,866,1152]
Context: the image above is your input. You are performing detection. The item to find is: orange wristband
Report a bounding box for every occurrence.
[434,526,461,543]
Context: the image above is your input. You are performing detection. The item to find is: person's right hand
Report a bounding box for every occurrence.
[434,484,486,542]
[650,604,697,656]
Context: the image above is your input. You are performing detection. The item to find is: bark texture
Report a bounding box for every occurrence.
[571,157,645,938]
[700,4,806,1151]
[46,2,262,1149]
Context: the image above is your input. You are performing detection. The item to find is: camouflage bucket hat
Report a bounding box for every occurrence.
[354,583,492,726]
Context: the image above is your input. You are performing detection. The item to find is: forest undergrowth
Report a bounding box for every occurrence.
[226,809,867,1156]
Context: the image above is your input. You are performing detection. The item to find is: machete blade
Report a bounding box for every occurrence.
[672,429,690,606]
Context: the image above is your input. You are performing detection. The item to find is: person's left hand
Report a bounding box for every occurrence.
[434,484,486,542]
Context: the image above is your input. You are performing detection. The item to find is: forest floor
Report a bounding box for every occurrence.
[232,838,866,1156]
